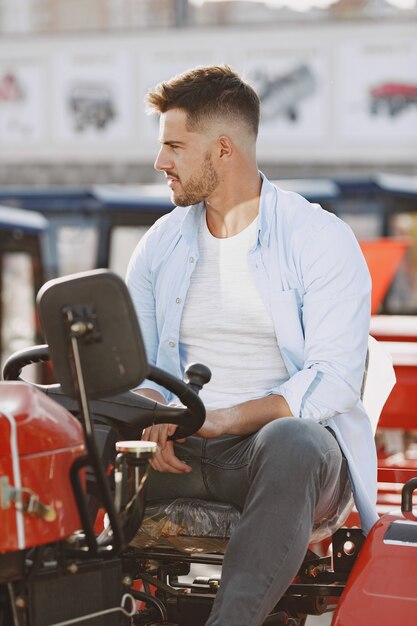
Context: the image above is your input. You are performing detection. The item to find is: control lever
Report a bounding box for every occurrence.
[184,363,212,394]
[147,363,211,439]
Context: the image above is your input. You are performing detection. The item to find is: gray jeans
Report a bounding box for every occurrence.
[146,417,350,626]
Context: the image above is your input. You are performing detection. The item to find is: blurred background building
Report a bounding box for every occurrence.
[0,0,416,185]
[1,1,416,33]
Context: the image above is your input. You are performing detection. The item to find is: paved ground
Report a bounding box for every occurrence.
[307,613,333,625]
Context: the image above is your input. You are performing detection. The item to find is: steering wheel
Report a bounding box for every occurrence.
[2,344,211,440]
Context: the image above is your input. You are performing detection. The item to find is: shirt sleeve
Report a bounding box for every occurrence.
[276,217,371,421]
[126,230,172,403]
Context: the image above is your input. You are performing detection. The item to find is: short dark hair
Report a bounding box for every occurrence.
[145,65,260,137]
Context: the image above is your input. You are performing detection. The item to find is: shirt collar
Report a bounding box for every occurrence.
[179,202,205,245]
[257,171,278,249]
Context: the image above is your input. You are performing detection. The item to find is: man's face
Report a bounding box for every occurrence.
[154,108,219,206]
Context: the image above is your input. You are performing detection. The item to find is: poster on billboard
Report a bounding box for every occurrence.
[0,61,46,144]
[240,46,329,147]
[336,38,417,143]
[53,51,132,143]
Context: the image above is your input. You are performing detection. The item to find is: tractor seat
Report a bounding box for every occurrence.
[130,486,354,555]
[130,499,240,553]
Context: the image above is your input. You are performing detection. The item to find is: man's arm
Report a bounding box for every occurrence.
[137,390,291,472]
[126,228,172,404]
[277,217,371,421]
[198,394,292,439]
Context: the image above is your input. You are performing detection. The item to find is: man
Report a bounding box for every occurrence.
[126,65,376,626]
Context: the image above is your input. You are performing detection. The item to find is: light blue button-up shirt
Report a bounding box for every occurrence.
[126,174,377,534]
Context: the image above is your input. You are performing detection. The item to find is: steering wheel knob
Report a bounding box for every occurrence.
[183,363,212,394]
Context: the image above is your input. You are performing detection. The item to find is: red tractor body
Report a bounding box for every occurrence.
[333,511,417,626]
[0,382,85,552]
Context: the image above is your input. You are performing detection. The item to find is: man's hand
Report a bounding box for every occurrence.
[135,389,192,474]
[142,423,191,474]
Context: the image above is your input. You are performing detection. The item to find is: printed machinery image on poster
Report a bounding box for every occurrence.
[53,51,132,143]
[336,38,417,143]
[242,51,329,145]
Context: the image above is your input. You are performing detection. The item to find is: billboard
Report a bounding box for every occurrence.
[0,22,415,164]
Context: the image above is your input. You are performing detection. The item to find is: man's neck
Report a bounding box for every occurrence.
[205,171,262,238]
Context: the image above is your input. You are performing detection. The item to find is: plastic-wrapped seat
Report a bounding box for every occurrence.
[130,498,240,554]
[130,479,354,554]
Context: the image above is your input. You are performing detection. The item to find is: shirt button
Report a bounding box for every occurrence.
[168,341,175,348]
[176,297,181,304]
[189,257,195,263]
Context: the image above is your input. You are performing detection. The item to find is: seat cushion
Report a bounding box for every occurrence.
[130,485,354,554]
[130,498,240,554]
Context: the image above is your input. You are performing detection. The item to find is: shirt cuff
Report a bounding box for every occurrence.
[134,380,173,404]
[275,368,319,419]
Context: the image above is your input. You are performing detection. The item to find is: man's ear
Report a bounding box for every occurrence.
[217,135,233,160]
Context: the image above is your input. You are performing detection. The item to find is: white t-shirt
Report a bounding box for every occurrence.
[179,211,289,410]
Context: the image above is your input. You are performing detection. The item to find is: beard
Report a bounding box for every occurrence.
[172,152,219,207]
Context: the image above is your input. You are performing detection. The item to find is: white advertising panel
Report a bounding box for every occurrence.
[336,38,417,144]
[240,47,329,144]
[0,61,46,144]
[0,22,415,164]
[53,51,132,143]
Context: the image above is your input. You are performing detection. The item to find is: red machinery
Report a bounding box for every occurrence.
[359,238,409,316]
[0,270,209,626]
[1,269,417,626]
[333,478,417,626]
[0,383,84,553]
